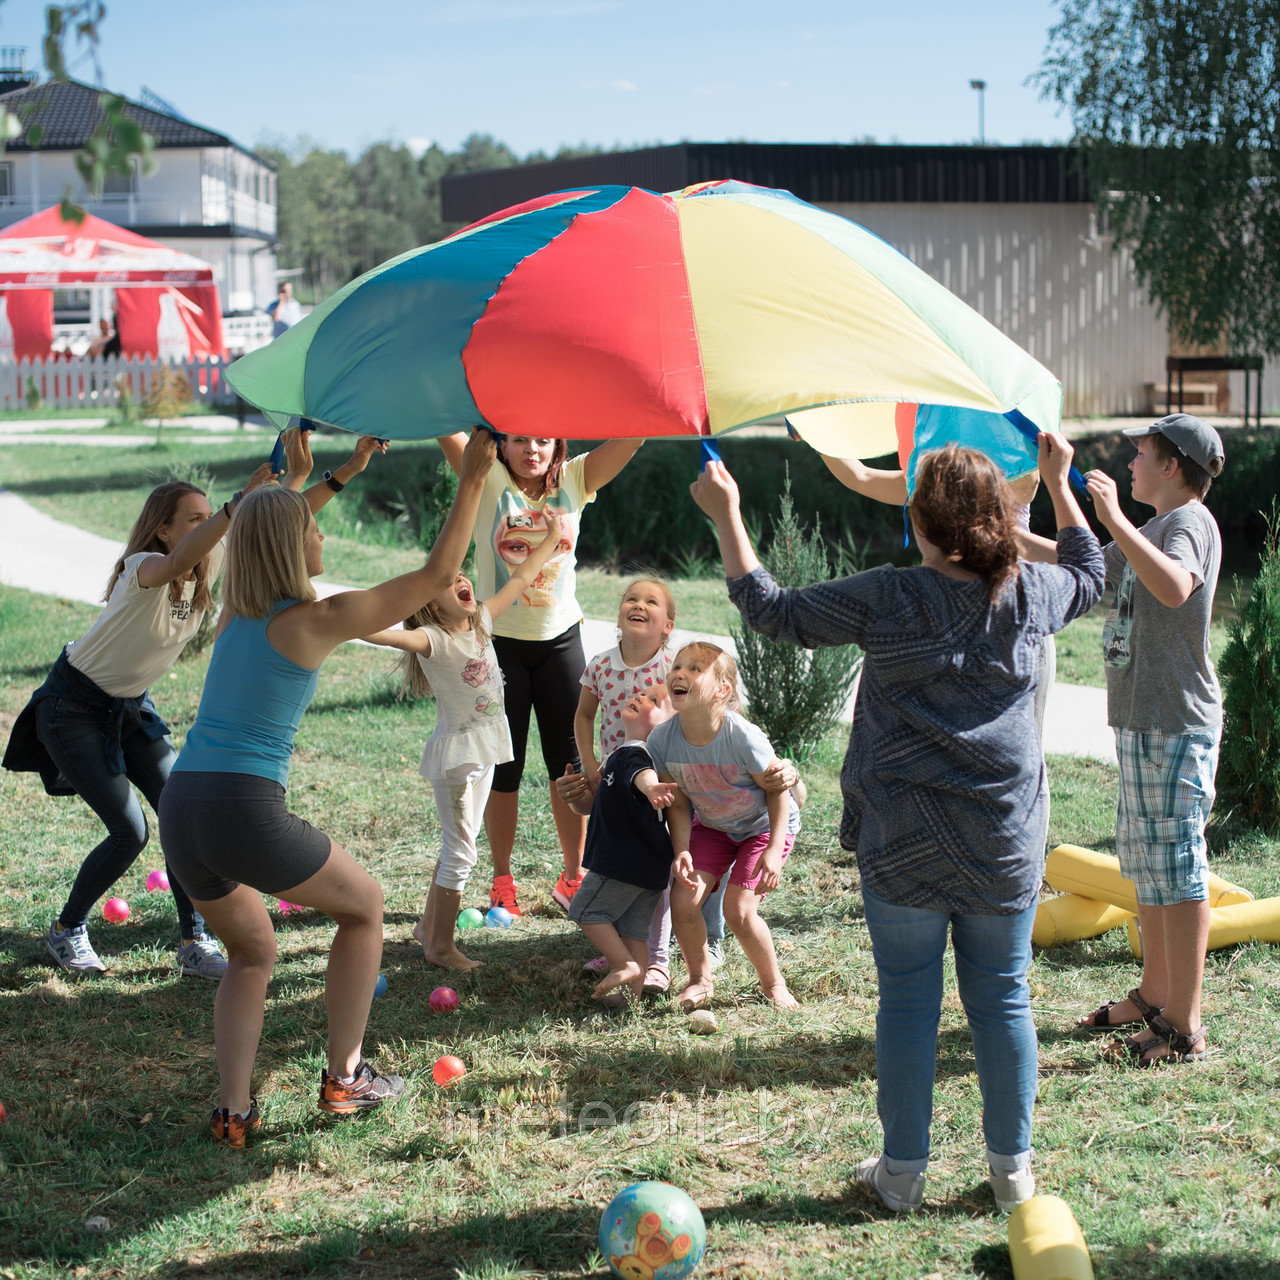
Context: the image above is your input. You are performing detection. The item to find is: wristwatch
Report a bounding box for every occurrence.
[322,470,345,493]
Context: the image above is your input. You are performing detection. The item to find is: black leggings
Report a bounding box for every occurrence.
[492,624,584,792]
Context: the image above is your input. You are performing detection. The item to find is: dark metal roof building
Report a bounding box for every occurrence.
[441,142,1093,223]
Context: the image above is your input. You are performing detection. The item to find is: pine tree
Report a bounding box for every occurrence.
[732,470,862,762]
[1217,502,1280,831]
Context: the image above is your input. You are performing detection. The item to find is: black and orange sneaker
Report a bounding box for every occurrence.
[489,874,522,918]
[551,871,582,912]
[318,1060,405,1115]
[210,1101,261,1148]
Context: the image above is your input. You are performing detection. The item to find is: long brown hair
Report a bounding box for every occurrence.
[911,445,1021,603]
[498,435,568,497]
[106,481,214,611]
[398,581,492,699]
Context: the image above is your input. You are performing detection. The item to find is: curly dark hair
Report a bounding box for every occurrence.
[910,445,1020,603]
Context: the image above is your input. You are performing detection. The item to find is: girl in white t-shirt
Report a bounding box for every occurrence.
[435,432,644,919]
[3,431,385,979]
[5,469,271,977]
[363,512,566,970]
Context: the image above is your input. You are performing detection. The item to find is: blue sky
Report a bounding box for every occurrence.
[5,0,1074,158]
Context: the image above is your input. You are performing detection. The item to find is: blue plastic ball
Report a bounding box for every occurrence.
[485,905,514,929]
[373,973,388,998]
[599,1181,705,1280]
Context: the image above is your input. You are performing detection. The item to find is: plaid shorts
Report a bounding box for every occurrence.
[1115,728,1218,906]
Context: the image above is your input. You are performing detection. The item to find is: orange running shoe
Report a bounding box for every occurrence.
[489,874,522,917]
[210,1101,261,1148]
[551,871,583,912]
[318,1060,405,1115]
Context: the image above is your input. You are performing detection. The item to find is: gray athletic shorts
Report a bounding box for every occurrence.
[159,770,331,902]
[568,870,661,941]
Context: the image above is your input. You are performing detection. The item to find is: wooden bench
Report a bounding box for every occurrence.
[1143,381,1218,415]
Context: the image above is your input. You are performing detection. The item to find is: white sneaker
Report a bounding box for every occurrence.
[46,920,106,974]
[988,1163,1036,1213]
[177,934,228,980]
[706,938,724,972]
[856,1155,925,1213]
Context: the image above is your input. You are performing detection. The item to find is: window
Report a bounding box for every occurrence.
[0,162,11,202]
[102,167,137,200]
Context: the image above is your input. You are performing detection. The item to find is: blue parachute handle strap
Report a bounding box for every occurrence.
[269,418,317,476]
[902,503,911,550]
[1005,409,1087,492]
[700,437,723,469]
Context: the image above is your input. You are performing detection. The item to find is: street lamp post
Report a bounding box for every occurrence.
[969,78,987,145]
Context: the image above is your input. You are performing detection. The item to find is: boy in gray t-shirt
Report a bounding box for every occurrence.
[1079,414,1224,1066]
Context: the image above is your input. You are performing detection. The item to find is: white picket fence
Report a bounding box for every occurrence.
[0,355,236,413]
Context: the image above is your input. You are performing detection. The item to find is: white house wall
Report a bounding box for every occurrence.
[169,237,276,315]
[824,202,1171,418]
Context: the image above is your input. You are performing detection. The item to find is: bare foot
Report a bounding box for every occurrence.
[428,947,483,971]
[760,981,800,1009]
[676,979,714,1012]
[593,960,642,999]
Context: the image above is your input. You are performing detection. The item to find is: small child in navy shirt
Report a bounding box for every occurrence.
[559,688,677,1005]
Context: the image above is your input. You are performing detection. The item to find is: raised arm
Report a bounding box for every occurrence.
[819,455,908,506]
[136,462,276,590]
[361,626,431,654]
[483,510,566,623]
[1086,470,1195,607]
[689,460,760,579]
[436,431,468,477]
[297,432,388,515]
[582,437,644,493]
[1015,434,1089,564]
[277,431,495,664]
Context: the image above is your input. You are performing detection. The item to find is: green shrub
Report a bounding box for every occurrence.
[730,469,863,763]
[1217,502,1280,832]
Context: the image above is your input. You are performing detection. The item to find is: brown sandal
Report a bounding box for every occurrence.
[1104,1013,1208,1067]
[1076,986,1161,1030]
[1137,1014,1208,1067]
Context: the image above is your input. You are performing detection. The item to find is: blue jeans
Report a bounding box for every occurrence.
[862,888,1037,1163]
[37,696,204,938]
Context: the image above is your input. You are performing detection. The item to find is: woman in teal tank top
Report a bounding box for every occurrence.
[160,429,498,1147]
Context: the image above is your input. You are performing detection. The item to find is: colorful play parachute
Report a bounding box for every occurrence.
[227,180,1061,479]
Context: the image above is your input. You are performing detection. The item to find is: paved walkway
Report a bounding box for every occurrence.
[0,482,1115,762]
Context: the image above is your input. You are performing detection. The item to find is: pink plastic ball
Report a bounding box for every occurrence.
[277,900,302,916]
[429,986,459,1012]
[145,869,170,893]
[103,897,130,923]
[432,1055,466,1087]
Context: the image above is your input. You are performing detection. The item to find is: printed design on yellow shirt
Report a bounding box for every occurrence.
[491,499,574,609]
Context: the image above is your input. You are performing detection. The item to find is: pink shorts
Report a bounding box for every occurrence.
[689,816,794,895]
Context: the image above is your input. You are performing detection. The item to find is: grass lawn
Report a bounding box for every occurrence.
[1,442,1278,1279]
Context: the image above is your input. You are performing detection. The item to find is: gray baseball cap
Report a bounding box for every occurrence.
[1123,413,1225,475]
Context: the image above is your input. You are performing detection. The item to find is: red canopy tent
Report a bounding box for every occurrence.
[0,206,225,360]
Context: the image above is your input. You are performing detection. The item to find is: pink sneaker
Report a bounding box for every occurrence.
[582,955,610,975]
